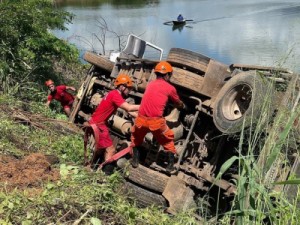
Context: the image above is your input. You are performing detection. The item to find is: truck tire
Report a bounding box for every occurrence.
[213,71,274,134]
[167,48,210,74]
[83,51,114,72]
[125,165,169,193]
[123,181,167,207]
[171,67,204,94]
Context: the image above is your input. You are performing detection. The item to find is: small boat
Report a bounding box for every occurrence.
[172,20,186,26]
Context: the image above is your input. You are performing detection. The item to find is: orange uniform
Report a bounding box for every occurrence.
[131,78,181,153]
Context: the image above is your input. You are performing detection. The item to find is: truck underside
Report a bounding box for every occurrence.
[70,34,300,218]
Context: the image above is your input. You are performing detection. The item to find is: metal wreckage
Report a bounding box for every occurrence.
[69,34,300,218]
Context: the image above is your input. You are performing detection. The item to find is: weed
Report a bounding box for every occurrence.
[215,78,300,225]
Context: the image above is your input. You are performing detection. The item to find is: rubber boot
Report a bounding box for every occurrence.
[130,147,140,168]
[102,163,115,176]
[166,152,175,174]
[91,150,102,171]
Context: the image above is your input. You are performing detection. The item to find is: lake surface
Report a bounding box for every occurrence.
[53,0,300,72]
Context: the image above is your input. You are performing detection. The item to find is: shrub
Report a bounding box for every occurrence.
[0,0,79,98]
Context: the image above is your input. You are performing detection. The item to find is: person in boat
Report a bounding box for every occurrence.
[177,14,184,21]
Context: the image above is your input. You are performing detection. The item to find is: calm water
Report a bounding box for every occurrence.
[53,0,300,72]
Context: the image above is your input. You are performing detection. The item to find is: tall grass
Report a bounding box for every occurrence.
[218,73,300,224]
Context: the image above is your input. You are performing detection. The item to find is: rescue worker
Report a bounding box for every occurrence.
[130,61,185,173]
[45,79,76,117]
[86,74,139,173]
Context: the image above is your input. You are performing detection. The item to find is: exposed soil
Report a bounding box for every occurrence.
[0,153,60,191]
[0,103,82,193]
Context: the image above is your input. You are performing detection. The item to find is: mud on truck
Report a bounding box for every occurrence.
[69,34,300,217]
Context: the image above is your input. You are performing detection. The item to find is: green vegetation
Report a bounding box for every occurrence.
[215,80,300,224]
[1,94,299,223]
[0,0,299,224]
[0,1,197,224]
[0,172,197,225]
[0,0,80,99]
[0,96,199,225]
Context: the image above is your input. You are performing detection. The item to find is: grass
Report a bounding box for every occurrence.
[0,95,198,225]
[0,72,299,224]
[0,169,195,224]
[215,75,300,225]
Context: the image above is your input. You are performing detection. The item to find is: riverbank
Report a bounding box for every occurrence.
[0,95,198,224]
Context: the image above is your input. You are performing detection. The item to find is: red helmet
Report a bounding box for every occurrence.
[154,61,173,74]
[114,74,133,87]
[45,79,54,87]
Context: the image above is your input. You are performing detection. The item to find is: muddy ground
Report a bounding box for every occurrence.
[0,153,60,191]
[0,104,83,192]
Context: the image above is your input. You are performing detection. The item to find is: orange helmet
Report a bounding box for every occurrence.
[45,79,54,87]
[154,61,173,75]
[114,74,133,87]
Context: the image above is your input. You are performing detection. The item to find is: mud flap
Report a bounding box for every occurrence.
[162,175,196,214]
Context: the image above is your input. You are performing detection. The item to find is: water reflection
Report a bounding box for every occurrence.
[53,0,300,72]
[163,19,196,32]
[163,21,186,32]
[172,24,184,32]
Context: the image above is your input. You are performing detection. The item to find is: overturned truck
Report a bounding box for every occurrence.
[69,34,300,216]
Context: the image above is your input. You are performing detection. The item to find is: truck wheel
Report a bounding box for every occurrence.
[167,48,210,74]
[171,67,204,94]
[125,165,169,193]
[83,51,114,72]
[123,181,167,207]
[213,71,274,134]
